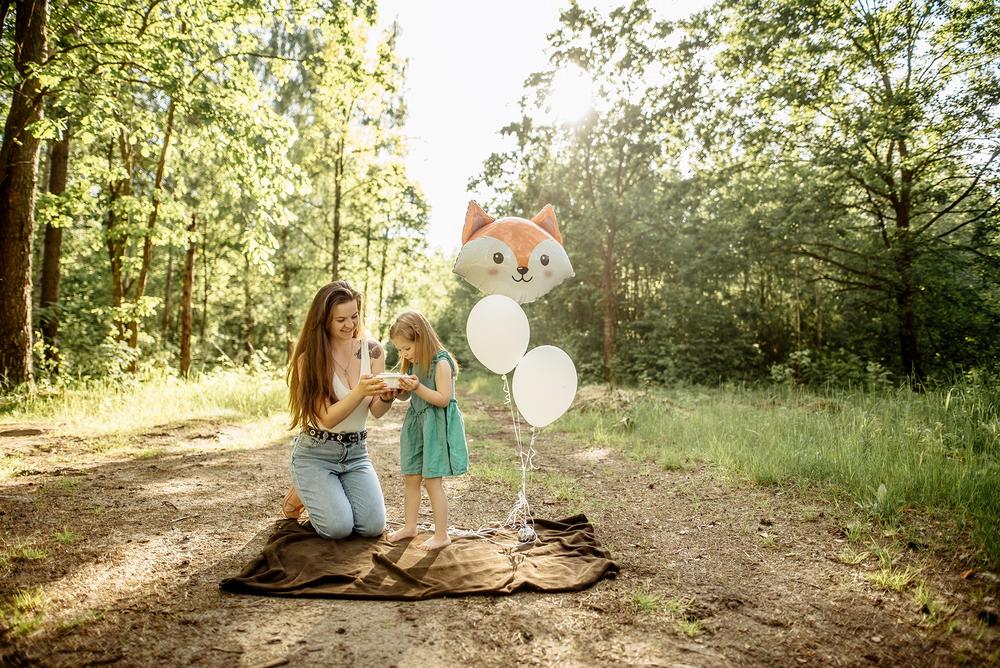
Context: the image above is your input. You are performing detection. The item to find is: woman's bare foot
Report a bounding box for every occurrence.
[387,527,419,543]
[417,534,451,551]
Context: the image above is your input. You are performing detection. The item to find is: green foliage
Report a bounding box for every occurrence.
[461,0,1000,386]
[3,0,995,387]
[1,0,431,383]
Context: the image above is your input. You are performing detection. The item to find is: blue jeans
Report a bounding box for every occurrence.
[290,433,387,540]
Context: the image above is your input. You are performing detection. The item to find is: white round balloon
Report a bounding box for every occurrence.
[512,345,577,427]
[466,295,530,375]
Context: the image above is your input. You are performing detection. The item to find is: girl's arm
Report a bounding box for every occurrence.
[406,360,452,408]
[300,353,387,430]
[368,341,396,418]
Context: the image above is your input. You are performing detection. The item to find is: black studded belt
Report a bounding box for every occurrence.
[304,427,368,443]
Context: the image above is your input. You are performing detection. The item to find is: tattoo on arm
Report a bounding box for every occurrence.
[368,341,383,359]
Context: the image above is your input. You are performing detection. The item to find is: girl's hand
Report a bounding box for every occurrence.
[398,374,420,392]
[355,374,388,398]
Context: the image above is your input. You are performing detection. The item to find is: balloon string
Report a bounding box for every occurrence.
[502,373,523,452]
[503,374,533,531]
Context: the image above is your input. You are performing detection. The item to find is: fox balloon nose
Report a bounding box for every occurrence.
[517,266,529,275]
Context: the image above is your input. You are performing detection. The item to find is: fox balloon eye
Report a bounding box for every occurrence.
[493,252,504,264]
[540,254,549,266]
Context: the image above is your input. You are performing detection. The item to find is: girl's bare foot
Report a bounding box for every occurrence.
[387,527,419,543]
[417,535,451,551]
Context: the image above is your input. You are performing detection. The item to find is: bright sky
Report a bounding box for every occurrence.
[375,0,713,253]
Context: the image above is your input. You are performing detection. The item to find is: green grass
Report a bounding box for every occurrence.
[53,529,78,545]
[677,618,704,638]
[0,452,26,479]
[56,608,102,632]
[0,370,290,480]
[631,588,704,637]
[468,437,524,491]
[867,565,919,592]
[0,587,48,637]
[554,382,1000,566]
[633,590,663,613]
[836,547,870,565]
[0,369,285,439]
[0,539,49,577]
[130,447,168,460]
[913,581,956,626]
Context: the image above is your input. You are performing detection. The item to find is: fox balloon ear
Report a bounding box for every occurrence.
[531,204,562,244]
[463,201,495,244]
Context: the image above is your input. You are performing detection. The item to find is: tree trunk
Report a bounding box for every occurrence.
[128,98,176,366]
[0,0,48,387]
[895,286,922,383]
[161,247,174,338]
[200,242,210,338]
[279,227,294,362]
[377,233,388,336]
[600,220,618,385]
[362,215,372,295]
[106,133,131,342]
[39,129,70,373]
[331,138,344,281]
[893,138,924,386]
[242,252,254,361]
[179,213,196,377]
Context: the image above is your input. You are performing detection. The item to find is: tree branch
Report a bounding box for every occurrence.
[915,147,1000,236]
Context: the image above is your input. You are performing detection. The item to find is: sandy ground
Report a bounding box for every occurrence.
[1,392,998,667]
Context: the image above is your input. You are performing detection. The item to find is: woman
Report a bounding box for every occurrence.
[284,280,397,539]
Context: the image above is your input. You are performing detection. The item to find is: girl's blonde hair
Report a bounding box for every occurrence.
[389,311,458,379]
[287,280,365,431]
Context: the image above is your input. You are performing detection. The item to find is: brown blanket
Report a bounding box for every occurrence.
[220,514,619,600]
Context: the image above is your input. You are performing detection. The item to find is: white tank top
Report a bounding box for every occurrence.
[328,339,373,433]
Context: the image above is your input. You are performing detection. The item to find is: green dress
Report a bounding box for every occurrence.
[399,350,469,478]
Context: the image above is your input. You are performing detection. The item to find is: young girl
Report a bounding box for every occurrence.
[386,311,468,551]
[284,281,396,539]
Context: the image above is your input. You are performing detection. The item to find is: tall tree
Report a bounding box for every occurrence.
[179,213,195,377]
[0,0,48,386]
[714,0,1000,382]
[39,129,70,372]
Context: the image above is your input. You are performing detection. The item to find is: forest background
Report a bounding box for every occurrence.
[1,0,998,390]
[1,3,1000,658]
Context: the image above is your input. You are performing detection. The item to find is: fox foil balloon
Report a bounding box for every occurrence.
[454,201,574,304]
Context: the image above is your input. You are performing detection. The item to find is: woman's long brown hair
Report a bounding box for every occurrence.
[288,281,364,431]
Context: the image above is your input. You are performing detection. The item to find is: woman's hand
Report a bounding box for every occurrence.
[398,374,420,392]
[354,374,388,398]
[378,388,400,403]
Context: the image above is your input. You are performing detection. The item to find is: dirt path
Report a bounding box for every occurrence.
[1,395,997,667]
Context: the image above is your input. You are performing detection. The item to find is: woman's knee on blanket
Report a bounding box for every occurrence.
[353,508,386,538]
[311,512,354,540]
